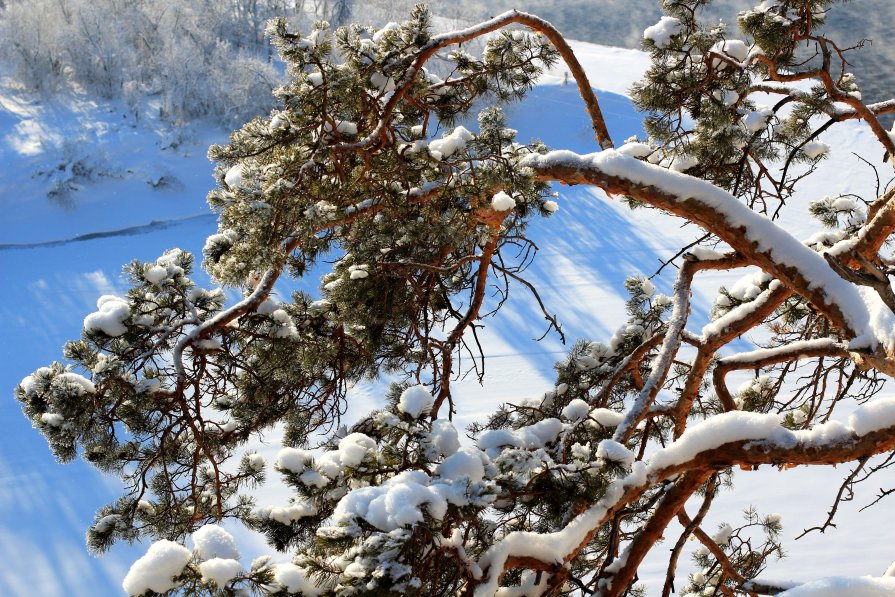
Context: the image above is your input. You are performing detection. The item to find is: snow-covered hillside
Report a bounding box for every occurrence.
[2,39,893,595]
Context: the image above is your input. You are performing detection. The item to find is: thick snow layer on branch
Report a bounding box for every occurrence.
[643,16,681,48]
[84,295,130,336]
[478,418,564,458]
[648,411,781,471]
[597,439,635,468]
[337,433,377,467]
[856,286,895,356]
[398,385,434,419]
[777,576,895,596]
[198,558,241,586]
[276,447,314,474]
[588,408,625,428]
[849,397,895,437]
[428,126,474,160]
[122,540,192,595]
[428,419,461,457]
[323,120,358,136]
[473,461,648,597]
[688,246,725,261]
[617,141,653,158]
[649,397,895,473]
[711,39,750,67]
[491,191,516,211]
[437,447,487,484]
[192,524,239,561]
[522,150,871,339]
[802,140,830,159]
[55,372,96,394]
[742,107,774,133]
[789,420,851,446]
[224,164,243,188]
[562,398,591,421]
[262,501,318,524]
[717,338,844,365]
[330,470,448,532]
[40,413,63,427]
[143,265,168,285]
[273,563,325,595]
[473,395,895,595]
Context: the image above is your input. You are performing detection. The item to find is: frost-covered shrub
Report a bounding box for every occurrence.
[33,138,120,204]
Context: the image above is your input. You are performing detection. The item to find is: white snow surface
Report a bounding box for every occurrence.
[478,418,564,458]
[596,439,635,468]
[849,396,895,437]
[398,384,435,419]
[648,411,781,471]
[224,164,243,188]
[192,524,240,561]
[83,295,130,337]
[643,16,682,48]
[711,39,750,65]
[589,408,625,428]
[337,432,376,467]
[264,501,318,524]
[143,265,168,285]
[331,469,448,532]
[55,372,96,394]
[40,412,64,427]
[428,125,474,160]
[198,557,241,587]
[273,563,325,595]
[802,140,830,159]
[521,149,874,343]
[428,419,461,457]
[561,398,591,421]
[648,397,895,474]
[275,447,314,474]
[122,540,192,595]
[777,576,895,596]
[742,106,775,133]
[437,447,488,483]
[490,191,516,212]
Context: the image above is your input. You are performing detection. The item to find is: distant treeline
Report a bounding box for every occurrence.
[0,0,418,124]
[3,0,891,124]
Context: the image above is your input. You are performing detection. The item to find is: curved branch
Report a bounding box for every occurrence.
[598,471,712,597]
[331,10,614,154]
[524,150,870,338]
[614,260,695,442]
[473,403,895,595]
[712,339,851,412]
[662,477,718,597]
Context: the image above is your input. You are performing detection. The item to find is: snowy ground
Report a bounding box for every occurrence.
[1,40,893,595]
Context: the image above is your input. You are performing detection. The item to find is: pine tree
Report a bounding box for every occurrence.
[15,1,895,595]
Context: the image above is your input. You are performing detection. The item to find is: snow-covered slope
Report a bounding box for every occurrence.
[1,39,893,595]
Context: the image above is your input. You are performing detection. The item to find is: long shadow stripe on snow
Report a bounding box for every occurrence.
[0,213,216,250]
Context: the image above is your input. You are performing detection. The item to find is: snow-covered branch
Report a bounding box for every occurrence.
[524,149,873,340]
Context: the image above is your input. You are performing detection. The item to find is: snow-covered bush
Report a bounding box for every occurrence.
[16,2,895,595]
[33,137,121,204]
